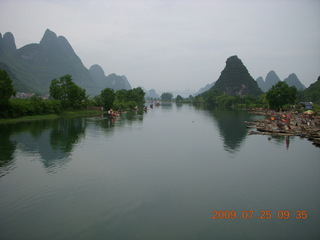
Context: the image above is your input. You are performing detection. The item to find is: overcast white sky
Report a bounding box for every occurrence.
[0,0,319,93]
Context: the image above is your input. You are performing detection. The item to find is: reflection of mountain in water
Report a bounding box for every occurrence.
[206,109,256,153]
[9,118,86,170]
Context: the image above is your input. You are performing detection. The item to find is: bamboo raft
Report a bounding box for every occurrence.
[244,114,320,147]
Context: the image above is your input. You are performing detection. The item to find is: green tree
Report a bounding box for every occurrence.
[0,70,16,109]
[126,87,145,105]
[49,75,88,109]
[202,89,223,106]
[176,95,184,102]
[215,94,234,108]
[161,92,173,101]
[115,89,127,103]
[266,81,297,110]
[100,88,115,109]
[257,94,269,109]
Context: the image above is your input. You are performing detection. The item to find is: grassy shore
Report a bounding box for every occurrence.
[0,110,103,125]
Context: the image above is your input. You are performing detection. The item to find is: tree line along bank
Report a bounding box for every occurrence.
[0,70,145,118]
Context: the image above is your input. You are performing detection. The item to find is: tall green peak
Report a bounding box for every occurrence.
[213,55,262,96]
[40,29,58,47]
[2,32,17,52]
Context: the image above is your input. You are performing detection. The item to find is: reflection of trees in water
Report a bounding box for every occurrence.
[161,103,173,112]
[0,121,54,168]
[205,108,256,153]
[176,103,183,109]
[85,111,144,143]
[50,118,86,153]
[0,118,87,173]
[0,112,144,175]
[0,125,17,178]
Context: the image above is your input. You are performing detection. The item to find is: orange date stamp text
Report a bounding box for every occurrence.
[211,210,308,220]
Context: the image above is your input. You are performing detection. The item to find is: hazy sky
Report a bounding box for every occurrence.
[0,0,319,93]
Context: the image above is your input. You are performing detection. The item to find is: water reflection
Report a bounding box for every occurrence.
[0,125,17,177]
[161,102,173,111]
[267,135,292,150]
[50,118,86,154]
[0,121,57,168]
[12,119,86,170]
[203,108,256,153]
[0,111,145,175]
[0,119,87,173]
[90,110,144,132]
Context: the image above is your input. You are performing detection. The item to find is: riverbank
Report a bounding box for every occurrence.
[0,110,102,125]
[246,108,320,147]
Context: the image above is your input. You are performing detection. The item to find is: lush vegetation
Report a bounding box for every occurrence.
[91,87,145,110]
[175,95,184,102]
[0,71,145,119]
[6,97,61,118]
[0,70,61,118]
[175,95,194,103]
[50,75,88,109]
[0,70,16,110]
[194,89,267,109]
[266,81,297,110]
[301,76,320,104]
[194,77,320,111]
[160,92,173,101]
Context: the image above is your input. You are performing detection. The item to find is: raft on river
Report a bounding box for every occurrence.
[245,111,320,147]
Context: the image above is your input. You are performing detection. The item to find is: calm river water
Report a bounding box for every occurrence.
[0,104,319,240]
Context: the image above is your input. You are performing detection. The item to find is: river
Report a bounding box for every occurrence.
[0,104,319,240]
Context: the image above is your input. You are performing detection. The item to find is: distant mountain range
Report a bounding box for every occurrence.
[283,73,306,91]
[256,71,306,92]
[0,29,131,95]
[194,82,215,96]
[145,89,160,99]
[89,64,131,91]
[256,70,281,92]
[197,66,307,96]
